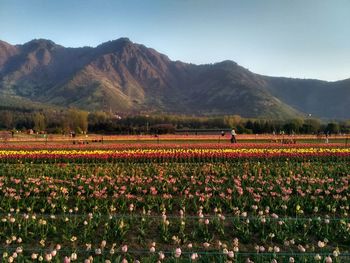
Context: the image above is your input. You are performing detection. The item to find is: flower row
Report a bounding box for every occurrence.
[0,147,350,162]
[0,142,347,150]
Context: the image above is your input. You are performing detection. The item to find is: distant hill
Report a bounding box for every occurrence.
[0,38,349,119]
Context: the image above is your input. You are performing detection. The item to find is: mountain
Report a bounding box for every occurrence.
[264,77,350,119]
[0,37,349,119]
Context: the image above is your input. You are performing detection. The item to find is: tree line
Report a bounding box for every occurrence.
[0,108,349,135]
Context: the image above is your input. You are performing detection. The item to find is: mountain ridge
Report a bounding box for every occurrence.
[0,38,349,119]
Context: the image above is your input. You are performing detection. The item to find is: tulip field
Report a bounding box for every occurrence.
[0,142,350,262]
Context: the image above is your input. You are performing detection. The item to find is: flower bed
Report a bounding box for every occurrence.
[0,145,349,262]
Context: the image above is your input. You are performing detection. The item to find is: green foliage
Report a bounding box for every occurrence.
[66,108,89,133]
[33,112,46,132]
[0,111,14,129]
[325,122,340,134]
[0,106,350,135]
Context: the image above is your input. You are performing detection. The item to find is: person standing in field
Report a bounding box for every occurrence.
[230,128,237,143]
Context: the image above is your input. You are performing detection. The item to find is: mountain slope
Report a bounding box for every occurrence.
[264,77,350,119]
[0,38,349,119]
[0,40,19,70]
[184,61,300,118]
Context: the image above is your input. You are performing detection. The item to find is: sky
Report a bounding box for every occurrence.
[0,0,350,81]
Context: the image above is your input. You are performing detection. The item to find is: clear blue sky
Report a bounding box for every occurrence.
[1,0,349,81]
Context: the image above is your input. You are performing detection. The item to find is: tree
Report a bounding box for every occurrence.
[224,115,242,128]
[325,123,340,134]
[338,121,350,134]
[67,109,89,134]
[33,113,46,132]
[88,111,109,125]
[0,111,14,129]
[302,119,321,134]
[283,118,303,134]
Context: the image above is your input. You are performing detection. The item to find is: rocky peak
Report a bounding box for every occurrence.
[21,39,58,52]
[0,41,19,69]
